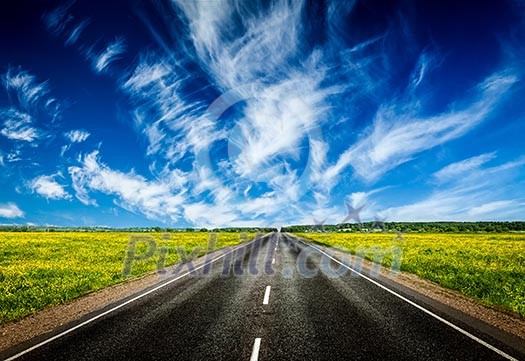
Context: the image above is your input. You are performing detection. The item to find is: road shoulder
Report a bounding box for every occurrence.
[290,234,525,353]
[0,245,235,353]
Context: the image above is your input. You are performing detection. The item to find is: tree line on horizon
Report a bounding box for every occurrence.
[0,222,524,233]
[0,225,278,233]
[282,221,525,233]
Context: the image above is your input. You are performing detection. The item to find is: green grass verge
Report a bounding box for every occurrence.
[296,232,525,317]
[0,232,248,324]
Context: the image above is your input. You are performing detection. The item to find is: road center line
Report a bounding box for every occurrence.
[250,338,262,361]
[296,237,519,361]
[263,286,271,305]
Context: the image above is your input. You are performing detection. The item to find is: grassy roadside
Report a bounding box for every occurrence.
[0,232,248,324]
[296,232,525,317]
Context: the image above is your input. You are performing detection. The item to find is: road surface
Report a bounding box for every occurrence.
[2,233,524,360]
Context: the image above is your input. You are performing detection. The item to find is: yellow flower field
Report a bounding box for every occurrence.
[297,232,525,317]
[0,232,247,324]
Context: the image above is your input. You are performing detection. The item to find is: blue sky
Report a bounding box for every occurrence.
[0,0,524,228]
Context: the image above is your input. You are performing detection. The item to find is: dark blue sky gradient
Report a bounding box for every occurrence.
[0,0,524,227]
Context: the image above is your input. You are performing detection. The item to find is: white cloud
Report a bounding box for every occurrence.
[0,68,61,156]
[348,192,368,208]
[65,19,89,46]
[432,152,497,183]
[2,67,59,118]
[60,144,70,157]
[29,0,521,227]
[6,150,22,163]
[0,108,40,142]
[166,1,338,203]
[123,61,171,92]
[42,2,74,35]
[122,54,226,164]
[0,203,24,219]
[183,202,239,228]
[115,0,399,226]
[409,51,440,91]
[386,193,466,222]
[69,151,188,221]
[467,200,517,216]
[30,174,71,200]
[92,38,126,73]
[175,0,304,89]
[325,71,517,184]
[43,3,90,47]
[386,158,525,221]
[387,194,524,222]
[228,72,333,181]
[66,149,306,227]
[64,129,90,143]
[338,188,390,222]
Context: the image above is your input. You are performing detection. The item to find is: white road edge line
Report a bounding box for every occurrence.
[263,286,271,305]
[297,238,519,361]
[4,239,260,361]
[250,338,262,361]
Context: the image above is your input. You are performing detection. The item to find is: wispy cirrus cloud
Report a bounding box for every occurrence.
[37,0,372,224]
[6,150,22,163]
[228,73,332,181]
[324,71,517,185]
[64,129,90,143]
[168,0,336,201]
[467,200,518,217]
[174,0,304,88]
[2,67,60,118]
[90,38,126,73]
[30,174,71,200]
[43,2,128,80]
[60,129,90,156]
[432,152,497,183]
[387,193,524,222]
[0,108,40,142]
[42,0,75,36]
[0,68,62,171]
[69,150,188,220]
[66,148,302,227]
[102,0,523,225]
[409,51,441,91]
[43,1,91,49]
[122,53,225,164]
[385,155,525,221]
[0,203,24,219]
[31,0,524,226]
[0,67,61,145]
[65,18,90,46]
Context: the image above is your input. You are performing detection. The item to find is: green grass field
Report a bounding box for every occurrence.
[297,232,525,317]
[0,232,247,324]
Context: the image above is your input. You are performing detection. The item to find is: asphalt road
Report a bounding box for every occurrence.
[2,233,524,361]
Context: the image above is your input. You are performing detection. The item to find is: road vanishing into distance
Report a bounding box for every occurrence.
[2,233,524,361]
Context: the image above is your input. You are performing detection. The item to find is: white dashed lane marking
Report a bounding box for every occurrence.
[263,286,271,305]
[250,338,261,361]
